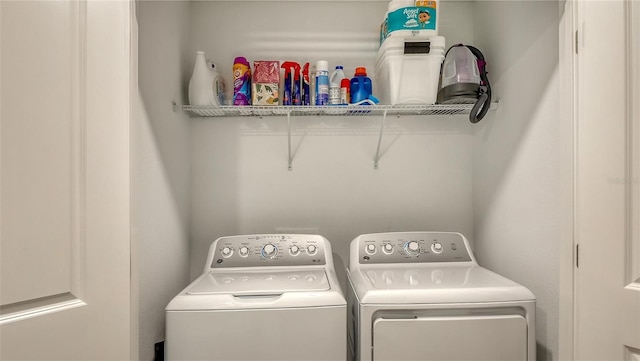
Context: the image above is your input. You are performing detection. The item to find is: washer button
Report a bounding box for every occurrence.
[431,242,443,254]
[382,243,394,254]
[239,246,250,257]
[290,245,300,256]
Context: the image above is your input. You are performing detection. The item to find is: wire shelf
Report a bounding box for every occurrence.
[181,102,499,171]
[183,103,496,118]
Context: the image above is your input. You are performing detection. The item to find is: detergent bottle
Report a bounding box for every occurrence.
[350,67,373,104]
[232,56,252,106]
[188,51,225,106]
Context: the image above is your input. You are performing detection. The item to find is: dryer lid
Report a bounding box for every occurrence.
[350,266,536,304]
[186,269,330,296]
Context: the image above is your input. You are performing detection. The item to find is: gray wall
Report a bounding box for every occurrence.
[472,2,561,360]
[134,2,192,360]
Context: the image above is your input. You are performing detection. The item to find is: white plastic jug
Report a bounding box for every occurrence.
[188,51,225,106]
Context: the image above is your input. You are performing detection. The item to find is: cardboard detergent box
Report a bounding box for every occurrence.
[252,60,280,105]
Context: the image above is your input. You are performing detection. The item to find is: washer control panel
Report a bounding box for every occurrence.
[357,232,472,264]
[210,234,327,268]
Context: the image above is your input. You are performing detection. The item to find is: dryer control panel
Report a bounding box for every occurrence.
[355,232,473,264]
[208,234,328,268]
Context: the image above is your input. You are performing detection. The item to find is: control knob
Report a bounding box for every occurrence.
[365,244,377,255]
[431,242,444,254]
[261,244,278,259]
[306,244,318,255]
[239,246,250,257]
[290,245,300,256]
[221,246,233,258]
[404,241,420,256]
[382,243,394,254]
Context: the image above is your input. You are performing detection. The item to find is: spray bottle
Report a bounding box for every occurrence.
[281,62,301,105]
[301,63,310,105]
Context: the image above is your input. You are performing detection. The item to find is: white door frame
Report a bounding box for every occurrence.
[569,0,640,359]
[558,0,576,358]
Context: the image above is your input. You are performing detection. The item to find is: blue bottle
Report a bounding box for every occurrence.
[350,67,373,104]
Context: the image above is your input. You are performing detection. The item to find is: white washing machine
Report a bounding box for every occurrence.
[166,234,346,361]
[346,231,536,361]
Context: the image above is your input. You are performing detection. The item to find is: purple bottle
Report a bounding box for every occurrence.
[232,57,251,106]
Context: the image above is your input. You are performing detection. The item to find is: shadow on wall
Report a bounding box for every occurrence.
[137,0,192,226]
[471,0,561,209]
[536,306,552,361]
[470,2,563,361]
[135,1,194,361]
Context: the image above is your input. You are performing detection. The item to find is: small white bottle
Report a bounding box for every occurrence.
[329,65,347,105]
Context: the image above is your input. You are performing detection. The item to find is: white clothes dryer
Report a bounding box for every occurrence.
[346,231,536,361]
[166,234,346,361]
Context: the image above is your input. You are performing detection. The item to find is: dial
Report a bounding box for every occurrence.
[404,241,420,256]
[221,246,233,258]
[261,243,278,258]
[306,244,318,255]
[290,245,300,256]
[382,243,394,254]
[365,243,377,255]
[431,242,444,254]
[239,246,250,257]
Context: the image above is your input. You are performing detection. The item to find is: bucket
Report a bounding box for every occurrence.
[375,38,445,105]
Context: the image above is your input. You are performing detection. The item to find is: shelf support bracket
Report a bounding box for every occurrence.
[374,109,388,170]
[287,112,293,171]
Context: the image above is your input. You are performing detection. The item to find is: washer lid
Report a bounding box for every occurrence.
[350,266,535,304]
[186,269,330,296]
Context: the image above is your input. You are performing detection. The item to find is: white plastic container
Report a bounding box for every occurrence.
[188,51,225,107]
[329,66,347,105]
[209,64,226,106]
[375,36,445,105]
[378,35,445,58]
